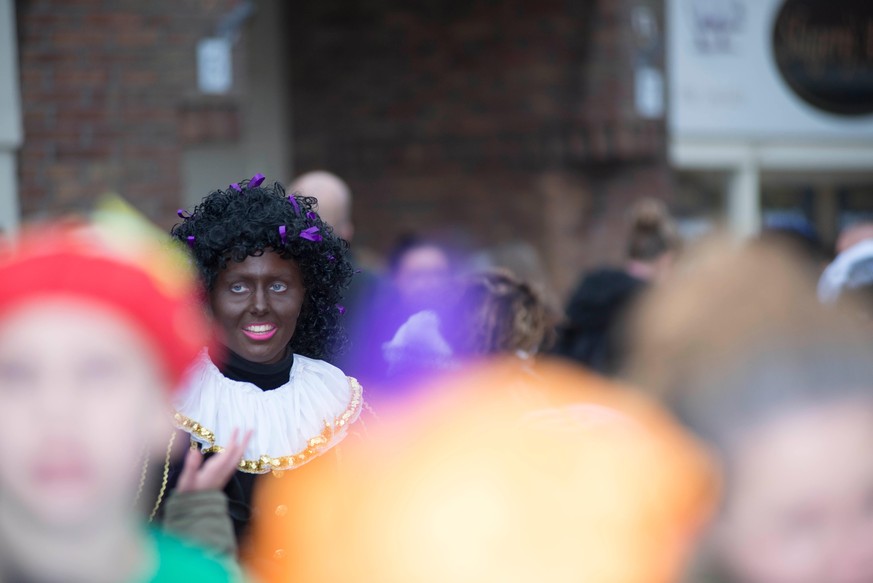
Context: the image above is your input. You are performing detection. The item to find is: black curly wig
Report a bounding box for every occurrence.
[171,176,354,361]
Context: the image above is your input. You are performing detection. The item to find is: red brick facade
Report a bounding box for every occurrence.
[287,0,669,294]
[16,0,241,225]
[16,0,670,297]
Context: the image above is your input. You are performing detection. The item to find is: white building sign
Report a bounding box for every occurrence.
[668,0,873,140]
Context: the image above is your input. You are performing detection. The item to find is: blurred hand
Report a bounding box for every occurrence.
[176,429,252,493]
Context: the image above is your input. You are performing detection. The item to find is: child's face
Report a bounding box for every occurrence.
[715,400,873,583]
[0,299,169,529]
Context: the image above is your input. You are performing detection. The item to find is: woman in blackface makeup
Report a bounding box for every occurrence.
[168,174,362,541]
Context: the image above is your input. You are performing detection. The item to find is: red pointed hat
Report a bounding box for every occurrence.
[0,205,213,391]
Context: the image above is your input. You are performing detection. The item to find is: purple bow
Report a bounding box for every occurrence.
[306,211,317,221]
[230,172,265,192]
[299,226,322,242]
[278,225,287,245]
[288,195,300,214]
[186,236,196,248]
[176,209,187,218]
[249,173,266,188]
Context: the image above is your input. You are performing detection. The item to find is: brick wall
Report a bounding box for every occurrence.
[16,0,241,228]
[15,0,671,299]
[286,0,671,297]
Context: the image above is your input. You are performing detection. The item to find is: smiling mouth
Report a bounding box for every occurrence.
[242,323,278,341]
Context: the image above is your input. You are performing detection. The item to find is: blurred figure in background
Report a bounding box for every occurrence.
[290,170,382,381]
[555,198,680,376]
[467,240,562,318]
[836,221,873,255]
[380,267,555,398]
[246,358,716,583]
[362,234,455,391]
[627,240,873,583]
[759,214,831,277]
[448,268,554,361]
[388,234,453,315]
[680,325,873,583]
[818,239,873,321]
[0,206,236,582]
[290,171,354,242]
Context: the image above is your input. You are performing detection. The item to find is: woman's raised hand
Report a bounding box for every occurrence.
[176,428,253,493]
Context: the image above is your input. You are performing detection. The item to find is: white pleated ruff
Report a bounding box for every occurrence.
[174,350,362,471]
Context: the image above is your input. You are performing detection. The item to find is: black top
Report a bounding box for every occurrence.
[553,268,647,376]
[213,347,294,539]
[217,347,294,391]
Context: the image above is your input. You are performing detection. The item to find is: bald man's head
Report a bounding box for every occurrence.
[291,171,354,241]
[837,222,873,255]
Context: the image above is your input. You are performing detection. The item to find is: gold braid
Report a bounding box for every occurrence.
[362,399,379,421]
[148,431,176,522]
[133,450,149,506]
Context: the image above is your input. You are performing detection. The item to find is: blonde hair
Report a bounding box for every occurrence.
[451,269,554,356]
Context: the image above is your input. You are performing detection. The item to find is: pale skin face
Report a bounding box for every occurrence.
[291,171,354,241]
[837,223,873,255]
[0,299,170,531]
[394,245,451,311]
[715,400,873,583]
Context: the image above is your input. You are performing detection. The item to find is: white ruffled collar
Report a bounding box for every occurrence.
[173,350,362,474]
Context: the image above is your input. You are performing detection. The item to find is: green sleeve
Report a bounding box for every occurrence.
[146,529,241,583]
[161,490,238,558]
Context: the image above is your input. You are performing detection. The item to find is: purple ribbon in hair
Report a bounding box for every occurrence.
[249,173,266,188]
[278,225,287,245]
[299,226,322,242]
[230,172,265,192]
[288,195,300,214]
[306,211,317,221]
[186,236,196,248]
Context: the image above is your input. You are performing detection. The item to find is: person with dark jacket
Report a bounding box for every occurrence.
[555,199,679,375]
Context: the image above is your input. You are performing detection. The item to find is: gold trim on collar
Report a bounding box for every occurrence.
[174,376,363,474]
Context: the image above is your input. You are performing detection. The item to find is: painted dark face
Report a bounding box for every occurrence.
[209,251,306,364]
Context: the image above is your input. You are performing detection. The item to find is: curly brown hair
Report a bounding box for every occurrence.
[450,269,554,357]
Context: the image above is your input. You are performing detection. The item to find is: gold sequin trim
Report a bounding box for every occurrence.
[174,376,363,474]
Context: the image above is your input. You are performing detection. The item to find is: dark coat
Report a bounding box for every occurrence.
[554,268,646,375]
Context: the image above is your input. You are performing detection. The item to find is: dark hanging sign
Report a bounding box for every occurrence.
[773,0,873,116]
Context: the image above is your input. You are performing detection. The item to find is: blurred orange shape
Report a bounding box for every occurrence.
[246,358,718,583]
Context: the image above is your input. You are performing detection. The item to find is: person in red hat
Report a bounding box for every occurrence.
[0,205,240,582]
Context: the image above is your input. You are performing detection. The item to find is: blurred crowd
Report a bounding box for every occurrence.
[2,168,873,583]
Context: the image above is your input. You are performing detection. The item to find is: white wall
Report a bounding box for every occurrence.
[0,0,22,234]
[667,0,873,235]
[668,0,873,140]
